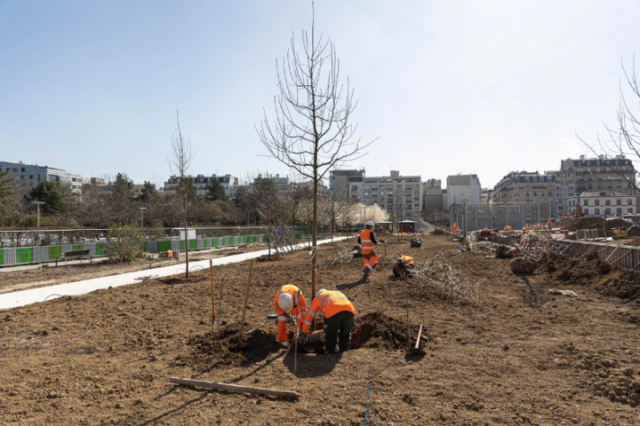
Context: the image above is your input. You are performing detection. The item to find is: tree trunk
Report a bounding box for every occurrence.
[183,194,189,278]
[311,175,318,300]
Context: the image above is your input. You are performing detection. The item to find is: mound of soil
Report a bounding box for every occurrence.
[432,229,447,235]
[541,253,640,300]
[562,217,632,237]
[351,312,425,350]
[179,323,284,369]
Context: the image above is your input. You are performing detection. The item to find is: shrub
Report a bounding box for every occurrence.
[104,225,143,263]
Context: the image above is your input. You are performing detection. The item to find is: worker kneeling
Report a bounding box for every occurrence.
[393,255,416,278]
[273,285,307,347]
[298,289,356,354]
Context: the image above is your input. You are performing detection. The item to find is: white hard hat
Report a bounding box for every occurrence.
[317,289,328,297]
[366,221,374,227]
[278,293,294,312]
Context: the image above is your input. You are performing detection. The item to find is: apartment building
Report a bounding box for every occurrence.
[566,191,636,218]
[446,174,481,208]
[423,179,443,211]
[360,171,423,220]
[164,174,238,198]
[492,171,556,207]
[0,160,83,194]
[329,169,365,202]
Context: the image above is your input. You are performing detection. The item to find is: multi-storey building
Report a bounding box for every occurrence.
[561,155,635,195]
[423,179,443,212]
[0,160,83,194]
[329,169,365,202]
[566,191,636,218]
[360,171,423,220]
[164,174,238,198]
[446,174,481,208]
[492,171,556,210]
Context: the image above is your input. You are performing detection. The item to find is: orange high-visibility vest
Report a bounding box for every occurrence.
[360,228,375,255]
[401,255,414,266]
[273,285,307,343]
[302,290,355,334]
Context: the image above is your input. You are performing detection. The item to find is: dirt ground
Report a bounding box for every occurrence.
[0,244,266,295]
[2,235,640,425]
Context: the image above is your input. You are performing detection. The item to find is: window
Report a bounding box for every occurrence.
[628,199,633,205]
[595,200,600,206]
[617,199,622,205]
[584,199,589,206]
[605,208,611,215]
[584,208,589,215]
[595,208,600,215]
[617,208,622,215]
[606,200,610,206]
[21,167,25,172]
[629,208,633,213]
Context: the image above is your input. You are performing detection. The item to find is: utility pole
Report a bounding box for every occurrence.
[31,201,45,228]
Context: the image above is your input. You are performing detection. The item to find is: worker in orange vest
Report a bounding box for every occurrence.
[273,285,307,347]
[299,289,356,354]
[359,221,379,283]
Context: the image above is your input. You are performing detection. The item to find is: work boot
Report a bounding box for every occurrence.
[361,272,370,283]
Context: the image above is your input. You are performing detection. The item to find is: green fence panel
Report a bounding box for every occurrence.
[157,241,171,252]
[72,244,83,251]
[203,239,209,248]
[212,238,217,247]
[189,240,197,250]
[180,241,185,251]
[96,244,104,256]
[49,246,62,260]
[0,249,3,265]
[16,248,33,264]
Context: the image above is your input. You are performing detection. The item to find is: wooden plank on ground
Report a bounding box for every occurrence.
[170,377,301,399]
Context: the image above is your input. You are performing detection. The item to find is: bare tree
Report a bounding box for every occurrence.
[578,58,640,192]
[256,5,375,298]
[168,110,195,277]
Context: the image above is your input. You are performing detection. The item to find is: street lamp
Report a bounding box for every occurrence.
[139,207,146,228]
[31,201,45,228]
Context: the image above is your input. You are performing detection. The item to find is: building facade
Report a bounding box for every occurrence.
[360,171,423,220]
[329,169,365,202]
[492,171,556,206]
[0,160,83,194]
[164,174,238,198]
[566,191,636,218]
[423,179,443,212]
[446,174,481,208]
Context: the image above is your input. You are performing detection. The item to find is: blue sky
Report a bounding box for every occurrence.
[1,0,640,189]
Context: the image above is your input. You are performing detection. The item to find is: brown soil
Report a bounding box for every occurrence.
[540,253,640,300]
[562,217,635,237]
[0,245,266,294]
[2,236,640,425]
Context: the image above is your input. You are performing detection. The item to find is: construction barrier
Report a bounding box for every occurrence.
[0,234,265,268]
[550,239,640,270]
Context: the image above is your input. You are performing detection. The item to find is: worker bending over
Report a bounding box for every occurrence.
[273,285,307,347]
[299,289,356,354]
[359,221,379,283]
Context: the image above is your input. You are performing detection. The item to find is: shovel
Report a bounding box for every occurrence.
[406,324,427,355]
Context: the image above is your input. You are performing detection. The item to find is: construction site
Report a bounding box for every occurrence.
[0,221,639,426]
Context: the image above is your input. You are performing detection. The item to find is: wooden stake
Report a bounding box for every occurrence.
[238,260,254,342]
[170,377,301,399]
[294,290,299,373]
[209,260,216,334]
[415,324,423,349]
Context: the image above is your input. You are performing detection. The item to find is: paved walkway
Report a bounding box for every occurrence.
[0,237,350,311]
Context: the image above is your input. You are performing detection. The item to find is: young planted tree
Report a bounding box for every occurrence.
[579,59,640,191]
[257,7,375,298]
[168,111,195,277]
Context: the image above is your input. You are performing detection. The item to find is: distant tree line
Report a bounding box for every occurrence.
[0,171,387,229]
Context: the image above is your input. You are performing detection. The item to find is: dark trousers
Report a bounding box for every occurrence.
[324,310,355,354]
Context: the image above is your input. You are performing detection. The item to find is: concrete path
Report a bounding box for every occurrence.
[0,237,351,311]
